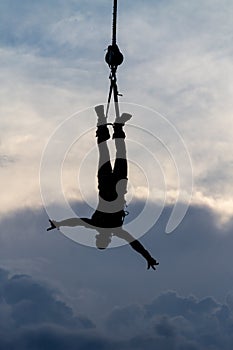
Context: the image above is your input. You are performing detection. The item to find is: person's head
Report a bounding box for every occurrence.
[95,229,112,250]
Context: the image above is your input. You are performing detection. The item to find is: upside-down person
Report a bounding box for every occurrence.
[47,105,159,270]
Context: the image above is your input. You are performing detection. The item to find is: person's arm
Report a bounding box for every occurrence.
[47,218,91,231]
[115,228,159,270]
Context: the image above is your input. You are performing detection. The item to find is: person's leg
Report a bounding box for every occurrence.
[113,136,127,179]
[112,113,132,204]
[95,105,112,188]
[97,142,112,178]
[113,113,132,179]
[113,137,128,213]
[95,105,111,144]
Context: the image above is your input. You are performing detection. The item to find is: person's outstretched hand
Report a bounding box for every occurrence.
[47,219,57,231]
[147,257,159,270]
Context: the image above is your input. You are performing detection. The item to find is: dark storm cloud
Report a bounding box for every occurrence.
[1,268,233,350]
[4,326,111,350]
[0,268,109,350]
[105,291,233,350]
[1,203,233,348]
[0,268,94,333]
[1,202,233,302]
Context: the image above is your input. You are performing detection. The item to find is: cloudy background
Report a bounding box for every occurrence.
[1,0,233,349]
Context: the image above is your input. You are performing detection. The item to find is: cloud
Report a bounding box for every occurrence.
[105,291,233,350]
[1,266,233,350]
[0,154,16,167]
[0,0,233,221]
[0,0,233,222]
[0,0,110,62]
[12,326,110,350]
[0,268,94,332]
[0,202,233,348]
[0,202,233,304]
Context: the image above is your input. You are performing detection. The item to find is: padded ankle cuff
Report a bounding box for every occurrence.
[113,124,125,139]
[96,125,110,143]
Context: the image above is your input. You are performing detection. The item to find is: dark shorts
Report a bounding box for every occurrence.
[91,210,126,228]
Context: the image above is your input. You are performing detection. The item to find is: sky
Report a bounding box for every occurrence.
[1,0,233,349]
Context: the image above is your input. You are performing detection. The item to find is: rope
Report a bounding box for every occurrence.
[105,0,123,120]
[112,0,117,45]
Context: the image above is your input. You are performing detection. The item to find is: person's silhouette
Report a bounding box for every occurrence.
[47,105,159,270]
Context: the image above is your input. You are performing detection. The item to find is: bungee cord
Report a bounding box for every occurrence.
[105,0,124,120]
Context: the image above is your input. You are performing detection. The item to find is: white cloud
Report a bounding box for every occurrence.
[0,0,233,223]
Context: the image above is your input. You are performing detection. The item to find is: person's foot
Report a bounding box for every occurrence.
[95,105,105,117]
[95,105,106,126]
[115,113,132,125]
